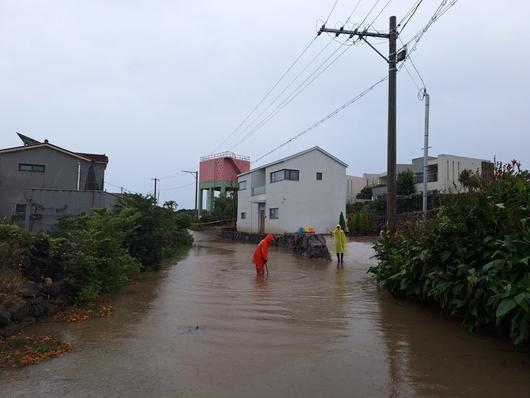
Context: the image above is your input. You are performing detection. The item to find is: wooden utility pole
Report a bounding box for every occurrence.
[152,178,159,204]
[387,16,397,232]
[422,89,430,221]
[318,16,403,232]
[182,170,199,220]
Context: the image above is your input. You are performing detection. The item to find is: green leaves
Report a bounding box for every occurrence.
[370,165,530,346]
[496,299,517,320]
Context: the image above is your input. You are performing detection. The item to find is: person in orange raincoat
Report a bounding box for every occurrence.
[252,234,275,275]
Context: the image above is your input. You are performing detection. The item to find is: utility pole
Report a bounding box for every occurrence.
[318,16,403,231]
[422,89,430,221]
[182,170,199,220]
[152,178,159,204]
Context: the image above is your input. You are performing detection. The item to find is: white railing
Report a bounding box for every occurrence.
[200,151,250,162]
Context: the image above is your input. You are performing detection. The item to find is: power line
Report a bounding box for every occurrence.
[230,40,355,150]
[224,37,336,148]
[399,36,426,90]
[212,0,346,154]
[325,0,341,24]
[210,36,318,153]
[402,60,422,91]
[367,0,393,29]
[252,75,388,164]
[159,171,186,180]
[398,0,424,33]
[160,181,195,192]
[345,0,364,25]
[359,0,382,27]
[401,0,459,52]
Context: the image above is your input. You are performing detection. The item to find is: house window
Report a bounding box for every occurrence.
[19,163,45,173]
[316,172,323,181]
[285,169,299,181]
[241,212,246,219]
[414,172,424,184]
[269,208,279,219]
[270,169,300,183]
[270,170,284,183]
[15,204,26,214]
[239,180,247,190]
[427,164,438,182]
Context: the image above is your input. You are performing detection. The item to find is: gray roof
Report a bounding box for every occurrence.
[238,146,348,178]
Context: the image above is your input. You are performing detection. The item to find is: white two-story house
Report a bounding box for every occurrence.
[236,147,347,234]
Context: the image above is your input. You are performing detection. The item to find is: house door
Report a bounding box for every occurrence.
[258,203,265,234]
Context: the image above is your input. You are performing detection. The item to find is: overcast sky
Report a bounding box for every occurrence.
[1,0,528,208]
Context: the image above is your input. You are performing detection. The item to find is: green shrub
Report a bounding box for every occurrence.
[348,210,377,235]
[356,186,372,200]
[212,194,236,223]
[339,212,346,231]
[369,161,530,346]
[55,209,140,303]
[1,194,193,304]
[120,194,193,270]
[397,169,415,196]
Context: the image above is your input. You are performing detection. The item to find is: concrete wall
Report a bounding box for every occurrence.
[0,146,106,222]
[237,149,346,234]
[26,189,120,231]
[413,154,490,194]
[346,175,365,203]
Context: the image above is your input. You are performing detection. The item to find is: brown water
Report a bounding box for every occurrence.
[1,231,529,397]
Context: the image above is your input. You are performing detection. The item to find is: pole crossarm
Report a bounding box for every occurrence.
[318,26,390,39]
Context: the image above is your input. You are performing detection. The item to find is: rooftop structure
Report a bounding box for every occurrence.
[199,151,250,213]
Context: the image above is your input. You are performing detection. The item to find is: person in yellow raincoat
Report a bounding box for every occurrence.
[332,224,346,265]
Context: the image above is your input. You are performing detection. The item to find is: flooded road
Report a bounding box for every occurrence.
[1,231,529,397]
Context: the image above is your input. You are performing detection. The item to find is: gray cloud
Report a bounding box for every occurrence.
[1,0,528,207]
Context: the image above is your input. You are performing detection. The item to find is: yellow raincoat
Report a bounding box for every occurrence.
[332,225,346,254]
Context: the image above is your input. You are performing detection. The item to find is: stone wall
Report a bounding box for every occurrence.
[0,280,68,337]
[221,230,331,260]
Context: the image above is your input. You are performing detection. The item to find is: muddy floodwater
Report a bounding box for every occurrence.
[1,231,529,397]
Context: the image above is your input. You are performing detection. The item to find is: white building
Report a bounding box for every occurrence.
[237,147,347,234]
[412,154,493,194]
[347,165,412,202]
[346,175,366,203]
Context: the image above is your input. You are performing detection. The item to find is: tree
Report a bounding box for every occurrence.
[163,200,178,211]
[212,194,236,223]
[339,211,346,231]
[458,169,482,191]
[356,186,372,200]
[397,169,415,196]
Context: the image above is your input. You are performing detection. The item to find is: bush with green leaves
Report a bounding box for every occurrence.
[397,169,415,196]
[212,194,236,223]
[55,209,140,302]
[119,195,193,270]
[0,225,32,303]
[0,225,72,303]
[369,161,530,346]
[348,211,377,235]
[356,186,372,200]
